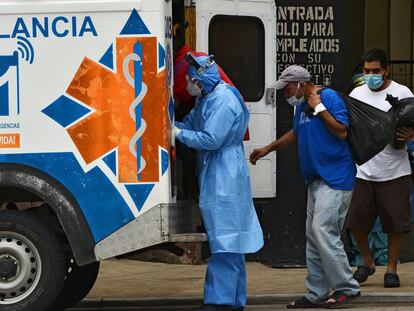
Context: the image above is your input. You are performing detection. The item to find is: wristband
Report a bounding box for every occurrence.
[313,103,326,116]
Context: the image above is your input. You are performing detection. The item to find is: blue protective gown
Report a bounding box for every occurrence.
[176,55,263,308]
[204,253,246,307]
[176,56,263,255]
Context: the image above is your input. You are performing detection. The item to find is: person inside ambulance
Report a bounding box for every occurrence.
[172,22,234,121]
[172,22,246,201]
[174,53,263,311]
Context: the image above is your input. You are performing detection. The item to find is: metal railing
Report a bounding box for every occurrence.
[389,60,414,92]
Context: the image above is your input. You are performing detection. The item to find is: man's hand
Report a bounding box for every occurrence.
[307,93,321,109]
[250,146,270,165]
[396,127,414,142]
[250,131,296,164]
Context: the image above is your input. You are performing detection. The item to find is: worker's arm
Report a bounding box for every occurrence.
[308,93,348,140]
[317,110,348,140]
[250,130,296,165]
[177,97,236,151]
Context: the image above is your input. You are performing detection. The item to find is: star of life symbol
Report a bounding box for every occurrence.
[44,10,171,184]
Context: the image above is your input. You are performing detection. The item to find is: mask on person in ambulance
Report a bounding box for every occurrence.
[186,75,203,97]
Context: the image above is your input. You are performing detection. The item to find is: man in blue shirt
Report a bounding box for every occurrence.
[250,65,360,308]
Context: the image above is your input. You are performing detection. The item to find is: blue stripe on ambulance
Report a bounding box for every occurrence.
[0,152,135,242]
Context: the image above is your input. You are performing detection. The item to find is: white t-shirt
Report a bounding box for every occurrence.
[349,81,413,181]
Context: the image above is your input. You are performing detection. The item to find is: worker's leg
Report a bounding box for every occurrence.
[234,254,246,308]
[204,252,244,307]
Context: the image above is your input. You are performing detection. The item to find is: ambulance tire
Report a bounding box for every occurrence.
[0,210,66,311]
[50,260,100,310]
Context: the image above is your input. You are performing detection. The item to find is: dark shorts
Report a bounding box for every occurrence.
[346,175,412,233]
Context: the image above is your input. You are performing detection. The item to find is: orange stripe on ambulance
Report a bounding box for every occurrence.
[0,133,20,148]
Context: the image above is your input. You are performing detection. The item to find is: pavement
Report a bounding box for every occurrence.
[74,259,414,309]
[70,303,414,311]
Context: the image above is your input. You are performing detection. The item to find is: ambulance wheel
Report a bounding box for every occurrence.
[50,259,100,310]
[0,210,66,311]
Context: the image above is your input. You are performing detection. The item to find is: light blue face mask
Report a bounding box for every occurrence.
[364,74,384,90]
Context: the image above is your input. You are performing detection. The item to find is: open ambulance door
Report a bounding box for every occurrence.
[196,0,277,198]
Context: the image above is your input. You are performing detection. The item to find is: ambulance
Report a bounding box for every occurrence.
[0,0,277,310]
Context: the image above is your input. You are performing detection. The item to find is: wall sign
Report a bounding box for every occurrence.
[276,1,347,90]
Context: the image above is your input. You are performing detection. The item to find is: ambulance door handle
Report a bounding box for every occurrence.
[265,87,276,107]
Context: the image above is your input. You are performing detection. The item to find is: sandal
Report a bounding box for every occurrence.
[353,265,375,283]
[384,272,400,288]
[287,296,321,309]
[322,291,361,309]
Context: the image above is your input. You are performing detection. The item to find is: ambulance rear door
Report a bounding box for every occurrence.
[196,0,277,198]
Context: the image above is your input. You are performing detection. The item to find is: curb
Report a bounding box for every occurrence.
[76,293,414,308]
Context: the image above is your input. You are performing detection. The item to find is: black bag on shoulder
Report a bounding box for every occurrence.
[314,88,395,166]
[340,93,394,165]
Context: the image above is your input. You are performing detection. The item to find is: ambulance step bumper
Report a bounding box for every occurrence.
[167,233,208,243]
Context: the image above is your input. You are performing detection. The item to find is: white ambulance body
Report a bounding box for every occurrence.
[0,0,276,310]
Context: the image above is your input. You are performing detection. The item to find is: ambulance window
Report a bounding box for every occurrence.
[209,15,265,102]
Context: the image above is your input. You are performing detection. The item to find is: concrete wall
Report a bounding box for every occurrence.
[365,0,390,52]
[365,0,414,90]
[390,0,412,60]
[345,0,365,86]
[390,0,413,89]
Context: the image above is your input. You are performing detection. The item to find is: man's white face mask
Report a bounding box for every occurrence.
[286,82,305,106]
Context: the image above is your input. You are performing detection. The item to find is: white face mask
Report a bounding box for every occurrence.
[286,82,305,106]
[286,95,305,106]
[186,81,202,97]
[186,75,203,97]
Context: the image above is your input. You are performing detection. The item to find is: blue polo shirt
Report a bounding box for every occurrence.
[293,89,356,190]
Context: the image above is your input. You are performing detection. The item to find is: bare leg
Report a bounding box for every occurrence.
[351,229,375,268]
[387,232,403,273]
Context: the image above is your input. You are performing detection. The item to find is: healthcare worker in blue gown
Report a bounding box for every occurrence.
[174,53,264,311]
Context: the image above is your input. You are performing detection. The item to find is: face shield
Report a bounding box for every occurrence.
[185,52,220,96]
[184,52,216,75]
